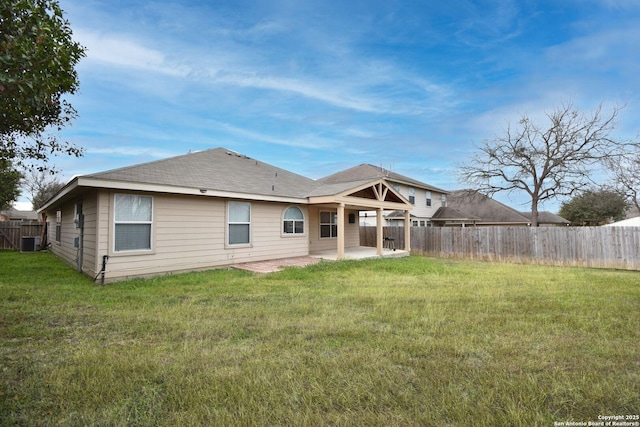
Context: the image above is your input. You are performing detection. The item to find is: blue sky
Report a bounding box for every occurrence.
[16,0,640,212]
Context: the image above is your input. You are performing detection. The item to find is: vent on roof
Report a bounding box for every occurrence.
[226,150,250,159]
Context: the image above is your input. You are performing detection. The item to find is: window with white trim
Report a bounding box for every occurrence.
[409,187,415,204]
[320,211,337,238]
[426,191,432,207]
[114,194,153,251]
[228,201,251,245]
[283,206,304,234]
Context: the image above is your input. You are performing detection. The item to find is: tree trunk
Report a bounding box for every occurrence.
[531,199,539,227]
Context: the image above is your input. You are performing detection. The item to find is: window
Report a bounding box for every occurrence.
[114,194,152,251]
[283,206,304,234]
[412,220,418,227]
[441,194,447,207]
[426,191,432,207]
[420,220,426,226]
[228,201,251,245]
[320,211,337,238]
[55,210,61,243]
[409,187,415,204]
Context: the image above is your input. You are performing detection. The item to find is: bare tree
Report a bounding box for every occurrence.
[458,102,634,226]
[606,150,640,213]
[22,168,65,211]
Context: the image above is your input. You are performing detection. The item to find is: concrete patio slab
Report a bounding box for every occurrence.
[233,247,409,273]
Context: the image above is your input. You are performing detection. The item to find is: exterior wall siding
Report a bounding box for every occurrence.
[96,192,309,282]
[48,200,82,272]
[308,207,360,253]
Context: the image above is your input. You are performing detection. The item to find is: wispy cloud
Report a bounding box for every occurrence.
[88,146,176,158]
[75,29,191,77]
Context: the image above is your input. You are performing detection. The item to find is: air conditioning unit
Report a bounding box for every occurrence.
[21,236,40,252]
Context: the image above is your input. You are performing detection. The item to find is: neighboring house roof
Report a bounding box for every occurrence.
[431,206,481,222]
[0,208,38,221]
[385,210,417,219]
[319,163,448,193]
[603,216,640,227]
[519,211,570,225]
[443,190,531,225]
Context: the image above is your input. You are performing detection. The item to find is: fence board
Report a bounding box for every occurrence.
[360,226,640,271]
[0,221,44,251]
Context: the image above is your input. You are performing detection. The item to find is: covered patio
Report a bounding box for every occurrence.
[308,179,413,260]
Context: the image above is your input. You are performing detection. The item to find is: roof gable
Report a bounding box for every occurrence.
[319,164,446,193]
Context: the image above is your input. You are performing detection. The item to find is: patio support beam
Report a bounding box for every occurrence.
[337,203,345,260]
[376,208,383,256]
[404,209,411,252]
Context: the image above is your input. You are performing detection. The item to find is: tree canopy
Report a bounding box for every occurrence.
[559,189,627,226]
[0,159,22,211]
[457,102,636,226]
[1,0,85,170]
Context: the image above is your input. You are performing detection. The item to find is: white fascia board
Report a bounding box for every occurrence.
[37,178,80,213]
[384,177,449,194]
[76,178,309,204]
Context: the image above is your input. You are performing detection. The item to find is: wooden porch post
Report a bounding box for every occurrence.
[337,203,345,260]
[404,209,411,252]
[376,208,383,256]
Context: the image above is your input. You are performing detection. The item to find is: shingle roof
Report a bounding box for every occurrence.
[86,148,318,199]
[319,164,447,193]
[519,211,570,225]
[81,148,446,202]
[447,190,530,224]
[431,206,481,221]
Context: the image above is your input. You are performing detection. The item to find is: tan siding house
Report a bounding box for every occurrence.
[40,148,416,282]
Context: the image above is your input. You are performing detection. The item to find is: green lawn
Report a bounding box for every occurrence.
[0,251,638,426]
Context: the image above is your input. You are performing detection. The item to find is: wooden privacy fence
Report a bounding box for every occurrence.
[0,221,44,251]
[360,226,640,271]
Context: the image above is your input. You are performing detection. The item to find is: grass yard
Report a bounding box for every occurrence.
[0,251,638,426]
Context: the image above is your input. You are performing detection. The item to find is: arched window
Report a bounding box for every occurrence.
[283,206,304,234]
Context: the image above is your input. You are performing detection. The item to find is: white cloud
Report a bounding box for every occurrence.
[88,146,176,158]
[75,28,191,77]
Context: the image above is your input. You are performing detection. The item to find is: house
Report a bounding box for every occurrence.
[519,211,570,226]
[318,164,448,227]
[603,216,640,227]
[0,208,39,221]
[432,190,531,227]
[432,190,569,227]
[38,148,414,282]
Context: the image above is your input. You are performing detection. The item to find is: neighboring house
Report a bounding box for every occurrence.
[433,190,569,227]
[603,216,640,227]
[318,164,447,227]
[519,211,570,226]
[433,190,531,227]
[38,148,414,282]
[0,208,38,221]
